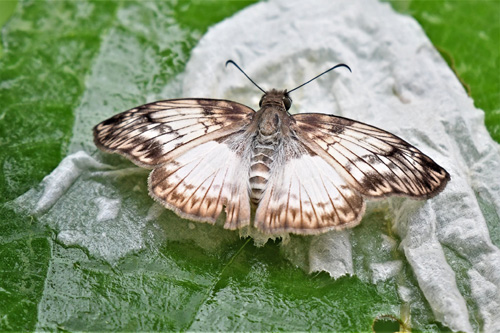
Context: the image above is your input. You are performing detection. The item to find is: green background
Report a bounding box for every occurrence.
[0,0,498,331]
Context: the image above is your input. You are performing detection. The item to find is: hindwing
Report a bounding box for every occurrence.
[149,138,252,229]
[254,140,365,234]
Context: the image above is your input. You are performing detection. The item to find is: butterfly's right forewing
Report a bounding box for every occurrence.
[93,99,255,167]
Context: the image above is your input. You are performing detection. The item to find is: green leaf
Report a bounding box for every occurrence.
[1,1,498,332]
[0,0,17,57]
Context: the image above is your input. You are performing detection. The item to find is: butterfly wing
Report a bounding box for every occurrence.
[94,99,255,228]
[149,136,252,229]
[291,113,450,199]
[254,141,365,234]
[93,99,255,167]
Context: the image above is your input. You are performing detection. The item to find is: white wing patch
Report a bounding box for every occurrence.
[148,140,251,229]
[255,153,365,234]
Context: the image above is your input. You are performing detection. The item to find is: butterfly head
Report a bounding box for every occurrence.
[259,89,293,111]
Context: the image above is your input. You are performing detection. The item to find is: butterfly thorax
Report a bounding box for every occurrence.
[249,90,292,205]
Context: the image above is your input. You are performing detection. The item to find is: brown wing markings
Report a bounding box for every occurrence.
[336,130,415,162]
[334,179,356,221]
[336,131,427,177]
[261,185,274,230]
[155,158,203,196]
[383,155,423,195]
[182,170,218,212]
[95,118,151,142]
[214,167,229,213]
[115,122,163,140]
[138,98,255,113]
[306,167,336,228]
[101,113,141,132]
[110,125,166,149]
[384,150,431,194]
[114,116,226,146]
[378,154,420,194]
[293,123,375,188]
[150,162,182,189]
[94,99,256,167]
[272,187,276,229]
[147,108,252,120]
[97,121,163,148]
[334,140,392,190]
[293,114,449,198]
[294,114,425,160]
[312,134,382,193]
[397,152,437,195]
[148,140,251,226]
[199,169,219,207]
[255,152,366,234]
[298,178,304,231]
[334,137,414,194]
[333,138,424,196]
[98,123,162,149]
[298,121,409,160]
[119,121,219,150]
[295,113,400,141]
[284,179,292,231]
[395,146,449,196]
[316,124,435,176]
[321,175,341,226]
[301,182,320,228]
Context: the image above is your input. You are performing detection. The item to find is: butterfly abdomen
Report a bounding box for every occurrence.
[249,133,279,205]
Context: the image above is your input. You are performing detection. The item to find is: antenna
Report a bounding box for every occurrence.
[287,63,351,93]
[225,60,266,94]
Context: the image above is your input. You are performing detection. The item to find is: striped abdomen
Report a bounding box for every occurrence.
[249,134,278,205]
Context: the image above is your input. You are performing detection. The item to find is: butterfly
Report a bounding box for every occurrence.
[93,60,450,235]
